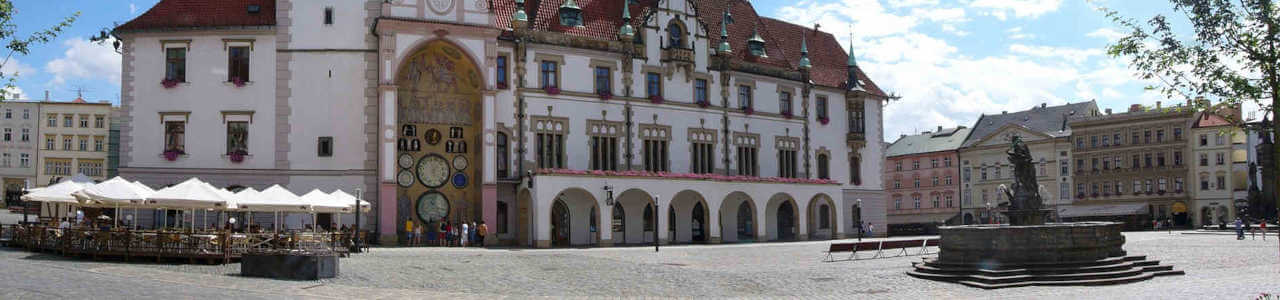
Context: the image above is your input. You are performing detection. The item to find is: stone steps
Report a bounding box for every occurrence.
[907,255,1182,289]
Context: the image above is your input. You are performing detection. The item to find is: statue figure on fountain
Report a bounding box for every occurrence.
[1001,136,1051,225]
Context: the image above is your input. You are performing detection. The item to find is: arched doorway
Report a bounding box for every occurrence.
[615,189,654,244]
[1200,206,1212,227]
[807,194,836,240]
[692,202,707,242]
[963,212,974,225]
[719,192,756,243]
[395,40,484,243]
[551,200,570,247]
[777,202,796,240]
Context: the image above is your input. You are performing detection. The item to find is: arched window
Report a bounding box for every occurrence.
[817,153,830,179]
[612,205,625,233]
[496,132,509,178]
[666,21,685,48]
[850,156,862,185]
[818,204,830,229]
[643,203,654,231]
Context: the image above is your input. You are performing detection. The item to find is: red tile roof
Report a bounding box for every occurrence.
[115,0,276,32]
[494,0,885,94]
[1194,112,1232,128]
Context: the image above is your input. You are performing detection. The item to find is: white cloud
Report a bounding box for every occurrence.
[130,3,138,14]
[1,86,24,100]
[1006,26,1035,40]
[910,7,968,23]
[940,24,970,36]
[0,57,36,79]
[1086,27,1126,41]
[1008,44,1102,64]
[44,38,122,87]
[970,0,1063,20]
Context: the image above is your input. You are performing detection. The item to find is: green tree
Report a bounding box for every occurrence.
[0,1,79,100]
[1101,0,1279,218]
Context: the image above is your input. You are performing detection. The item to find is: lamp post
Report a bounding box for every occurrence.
[856,198,863,241]
[353,187,363,253]
[654,194,660,252]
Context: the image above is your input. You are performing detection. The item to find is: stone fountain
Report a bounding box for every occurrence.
[908,136,1183,289]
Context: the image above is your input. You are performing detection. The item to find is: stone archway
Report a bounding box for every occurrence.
[615,189,655,244]
[720,191,756,243]
[670,190,709,244]
[551,188,599,247]
[766,193,799,241]
[395,40,486,238]
[807,193,837,240]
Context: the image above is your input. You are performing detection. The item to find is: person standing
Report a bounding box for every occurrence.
[868,223,875,237]
[477,221,488,246]
[1235,217,1244,240]
[469,222,478,247]
[1261,220,1267,240]
[437,218,448,247]
[465,221,476,247]
[405,220,415,246]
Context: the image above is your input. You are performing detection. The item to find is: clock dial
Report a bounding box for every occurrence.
[396,170,415,188]
[416,192,450,222]
[452,172,468,188]
[452,155,468,170]
[416,154,450,188]
[398,153,415,169]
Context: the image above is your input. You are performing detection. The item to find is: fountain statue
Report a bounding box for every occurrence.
[908,135,1182,288]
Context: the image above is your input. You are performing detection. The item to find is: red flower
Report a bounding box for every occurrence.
[228,150,247,163]
[744,107,754,115]
[231,77,247,87]
[163,150,184,161]
[496,82,508,90]
[649,95,664,104]
[597,91,612,100]
[544,86,560,95]
[697,100,710,108]
[818,117,830,125]
[161,79,180,89]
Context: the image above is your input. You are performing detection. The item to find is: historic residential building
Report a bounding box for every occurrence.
[114,0,888,247]
[36,98,111,187]
[884,126,968,234]
[1062,103,1193,229]
[959,102,1094,224]
[1189,110,1248,227]
[0,101,39,206]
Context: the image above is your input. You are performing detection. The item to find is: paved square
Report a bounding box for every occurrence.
[0,230,1277,299]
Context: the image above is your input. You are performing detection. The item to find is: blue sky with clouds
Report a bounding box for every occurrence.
[5,0,1246,140]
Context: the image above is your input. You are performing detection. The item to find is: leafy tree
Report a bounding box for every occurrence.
[0,1,78,100]
[1101,0,1278,218]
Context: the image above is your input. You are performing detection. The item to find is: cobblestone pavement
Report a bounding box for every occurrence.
[0,228,1277,299]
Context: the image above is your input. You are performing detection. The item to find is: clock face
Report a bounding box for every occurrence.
[416,192,450,223]
[398,153,415,169]
[416,154,450,188]
[397,170,415,188]
[452,172,468,188]
[452,155,469,170]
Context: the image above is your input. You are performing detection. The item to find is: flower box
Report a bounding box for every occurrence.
[818,117,829,125]
[496,82,508,90]
[597,91,612,100]
[532,168,840,185]
[163,150,185,161]
[743,107,754,115]
[229,150,247,163]
[543,86,560,95]
[161,79,180,89]
[697,100,710,108]
[782,111,793,119]
[649,95,664,104]
[231,77,247,87]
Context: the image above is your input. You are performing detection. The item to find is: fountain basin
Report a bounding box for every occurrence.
[937,221,1125,265]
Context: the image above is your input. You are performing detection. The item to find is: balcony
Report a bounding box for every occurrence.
[661,47,694,63]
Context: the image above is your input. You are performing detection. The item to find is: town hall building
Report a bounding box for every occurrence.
[113,0,888,247]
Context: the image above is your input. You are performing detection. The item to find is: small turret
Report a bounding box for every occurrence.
[558,0,582,27]
[512,0,528,24]
[747,27,766,57]
[798,34,811,70]
[618,0,634,40]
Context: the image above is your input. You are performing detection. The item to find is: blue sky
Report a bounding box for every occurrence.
[4,0,1244,140]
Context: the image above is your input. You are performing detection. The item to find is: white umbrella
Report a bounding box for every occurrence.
[23,180,87,223]
[250,185,309,232]
[146,178,236,210]
[72,177,156,228]
[300,189,338,232]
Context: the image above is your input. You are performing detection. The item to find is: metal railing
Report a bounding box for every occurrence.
[0,224,366,262]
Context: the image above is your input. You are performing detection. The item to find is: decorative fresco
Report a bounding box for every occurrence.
[395,40,483,232]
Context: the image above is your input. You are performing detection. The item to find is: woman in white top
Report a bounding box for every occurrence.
[460,223,469,247]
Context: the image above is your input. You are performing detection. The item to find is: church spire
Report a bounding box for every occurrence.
[798,33,811,70]
[618,0,634,39]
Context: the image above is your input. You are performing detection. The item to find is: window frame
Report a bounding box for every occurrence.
[227,46,251,82]
[165,47,187,82]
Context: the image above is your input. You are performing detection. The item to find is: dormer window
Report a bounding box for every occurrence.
[666,21,685,49]
[559,0,582,27]
[747,29,766,57]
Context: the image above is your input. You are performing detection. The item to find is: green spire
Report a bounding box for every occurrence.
[619,0,634,38]
[846,43,857,67]
[717,18,732,54]
[513,0,527,23]
[798,36,811,69]
[560,0,579,10]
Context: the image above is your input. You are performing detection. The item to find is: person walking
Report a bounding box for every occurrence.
[477,221,488,246]
[405,220,415,246]
[469,222,478,247]
[868,223,875,237]
[444,221,454,247]
[437,218,447,247]
[414,222,424,245]
[1235,217,1244,240]
[1261,220,1267,240]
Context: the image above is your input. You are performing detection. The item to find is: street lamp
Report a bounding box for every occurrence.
[353,187,363,253]
[856,198,863,241]
[603,183,614,206]
[653,194,660,252]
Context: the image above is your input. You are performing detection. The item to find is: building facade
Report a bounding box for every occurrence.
[36,99,111,187]
[884,126,968,234]
[115,0,888,246]
[1063,104,1192,228]
[959,102,1094,224]
[0,101,39,207]
[1189,110,1248,227]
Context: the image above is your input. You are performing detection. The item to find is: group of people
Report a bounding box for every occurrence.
[1233,217,1271,240]
[405,219,488,247]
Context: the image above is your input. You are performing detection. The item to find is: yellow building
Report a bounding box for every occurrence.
[36,98,111,186]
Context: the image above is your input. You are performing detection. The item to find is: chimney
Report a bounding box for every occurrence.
[1129,104,1142,112]
[1105,108,1112,115]
[1156,101,1162,109]
[937,126,943,132]
[1041,103,1047,108]
[44,90,49,101]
